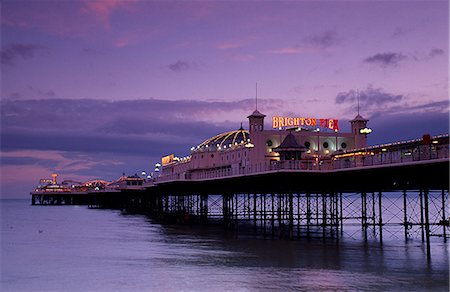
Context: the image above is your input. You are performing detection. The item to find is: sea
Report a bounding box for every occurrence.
[1,198,449,291]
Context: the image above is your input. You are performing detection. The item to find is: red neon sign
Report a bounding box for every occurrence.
[272,116,339,131]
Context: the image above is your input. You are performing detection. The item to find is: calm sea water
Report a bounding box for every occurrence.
[1,199,448,291]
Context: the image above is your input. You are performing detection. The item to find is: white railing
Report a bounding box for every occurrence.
[154,143,449,183]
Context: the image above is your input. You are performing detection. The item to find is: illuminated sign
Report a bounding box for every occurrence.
[161,154,174,166]
[272,116,339,131]
[359,127,372,134]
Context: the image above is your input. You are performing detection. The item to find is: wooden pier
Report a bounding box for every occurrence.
[32,158,449,259]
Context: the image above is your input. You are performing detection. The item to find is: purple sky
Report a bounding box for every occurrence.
[1,0,448,197]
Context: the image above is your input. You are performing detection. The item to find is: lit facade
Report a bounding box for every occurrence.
[160,110,369,179]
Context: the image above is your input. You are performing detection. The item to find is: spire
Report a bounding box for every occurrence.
[356,88,360,116]
[255,82,258,111]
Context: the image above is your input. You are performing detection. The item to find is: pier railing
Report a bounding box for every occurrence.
[155,143,449,183]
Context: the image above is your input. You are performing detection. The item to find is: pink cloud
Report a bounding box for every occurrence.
[216,42,246,50]
[113,27,159,48]
[266,47,310,54]
[81,0,132,29]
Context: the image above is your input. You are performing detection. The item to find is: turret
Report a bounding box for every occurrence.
[247,110,266,133]
[350,114,369,149]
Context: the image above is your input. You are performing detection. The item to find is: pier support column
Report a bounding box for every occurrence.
[322,193,326,240]
[442,189,447,243]
[424,189,431,260]
[362,192,367,241]
[339,192,343,235]
[403,190,408,241]
[223,194,230,228]
[200,194,208,224]
[289,193,294,240]
[420,190,425,242]
[253,193,257,230]
[306,193,311,238]
[378,192,383,244]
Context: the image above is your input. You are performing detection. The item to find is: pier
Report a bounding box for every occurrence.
[31,129,449,259]
[33,155,449,260]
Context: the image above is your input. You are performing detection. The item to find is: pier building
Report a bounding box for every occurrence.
[161,109,370,179]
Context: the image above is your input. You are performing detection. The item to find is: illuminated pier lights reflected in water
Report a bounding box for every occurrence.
[154,220,449,291]
[2,200,448,291]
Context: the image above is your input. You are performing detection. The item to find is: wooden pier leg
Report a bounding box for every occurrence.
[235,193,239,232]
[340,192,343,235]
[263,194,267,236]
[424,190,431,260]
[403,190,408,242]
[442,189,447,243]
[306,192,311,238]
[334,193,339,240]
[322,193,326,240]
[253,193,257,230]
[271,194,275,238]
[278,194,282,238]
[223,194,229,228]
[372,192,376,237]
[420,190,425,242]
[316,193,319,226]
[297,193,301,238]
[378,191,383,244]
[201,194,208,224]
[362,192,367,241]
[289,193,294,240]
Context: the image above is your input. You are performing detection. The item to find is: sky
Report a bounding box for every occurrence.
[1,0,449,197]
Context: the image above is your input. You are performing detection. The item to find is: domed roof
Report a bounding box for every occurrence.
[195,128,250,151]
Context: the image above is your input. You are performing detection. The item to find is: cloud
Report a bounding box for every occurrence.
[266,47,310,55]
[392,26,415,38]
[369,111,449,145]
[28,86,56,97]
[167,60,194,72]
[1,43,46,66]
[335,86,403,109]
[304,30,339,48]
[81,0,131,29]
[370,100,449,118]
[216,41,246,50]
[81,48,106,55]
[429,48,444,58]
[0,98,282,157]
[363,52,407,68]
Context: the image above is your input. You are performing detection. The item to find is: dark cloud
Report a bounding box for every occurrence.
[305,31,339,48]
[28,86,56,97]
[0,98,269,158]
[369,100,449,119]
[429,48,444,58]
[167,60,191,72]
[392,26,415,38]
[335,86,403,108]
[369,111,449,145]
[81,48,106,55]
[363,52,407,68]
[1,43,46,66]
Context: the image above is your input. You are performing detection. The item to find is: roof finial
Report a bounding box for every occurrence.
[356,88,360,116]
[255,82,258,110]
